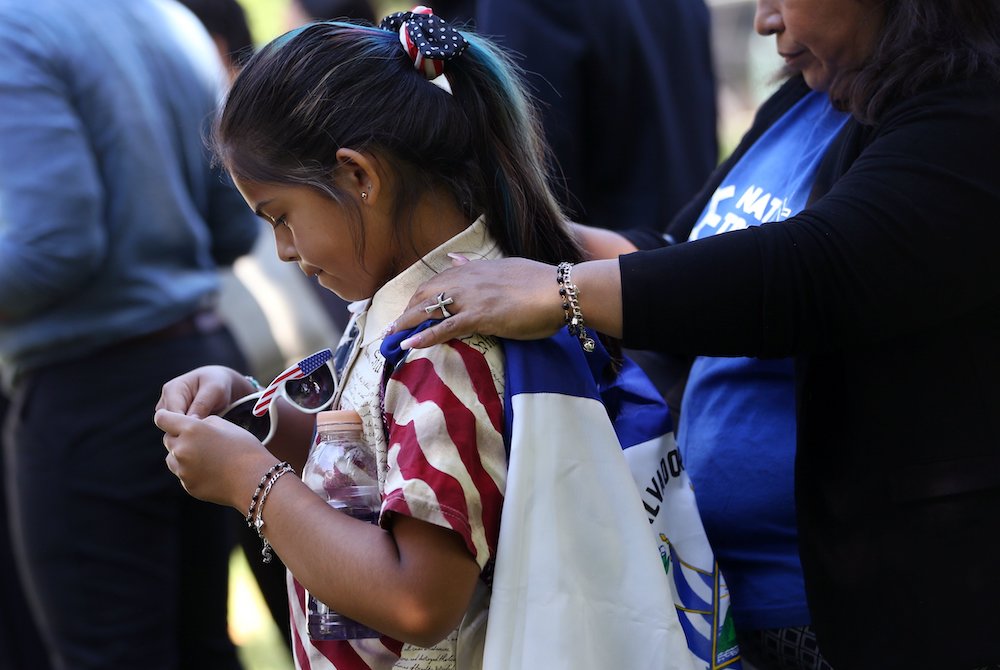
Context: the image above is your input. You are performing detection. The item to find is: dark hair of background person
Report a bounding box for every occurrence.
[215,21,583,269]
[422,0,476,26]
[295,0,376,23]
[831,0,1000,123]
[177,0,255,67]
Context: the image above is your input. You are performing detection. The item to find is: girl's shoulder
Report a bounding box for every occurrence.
[385,333,505,407]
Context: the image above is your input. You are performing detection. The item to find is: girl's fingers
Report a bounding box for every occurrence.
[153,407,185,436]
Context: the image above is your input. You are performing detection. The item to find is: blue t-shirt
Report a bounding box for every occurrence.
[678,91,848,630]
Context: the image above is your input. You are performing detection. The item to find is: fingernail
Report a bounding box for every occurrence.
[381,320,396,337]
[447,252,469,265]
[400,334,419,350]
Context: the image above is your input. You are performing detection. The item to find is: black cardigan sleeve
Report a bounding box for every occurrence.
[619,76,1000,357]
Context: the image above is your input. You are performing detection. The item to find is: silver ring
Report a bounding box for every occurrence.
[424,292,455,318]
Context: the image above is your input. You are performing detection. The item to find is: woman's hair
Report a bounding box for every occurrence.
[213,20,583,268]
[831,0,1000,124]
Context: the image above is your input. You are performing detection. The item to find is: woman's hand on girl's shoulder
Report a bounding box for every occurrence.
[388,256,565,350]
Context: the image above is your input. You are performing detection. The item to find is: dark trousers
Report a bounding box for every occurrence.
[4,325,247,670]
[1,391,52,670]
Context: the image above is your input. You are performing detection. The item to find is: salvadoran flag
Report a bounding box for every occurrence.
[383,324,740,669]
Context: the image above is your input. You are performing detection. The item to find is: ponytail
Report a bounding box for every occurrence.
[214,18,582,266]
[445,33,583,265]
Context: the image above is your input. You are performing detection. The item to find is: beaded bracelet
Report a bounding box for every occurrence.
[253,462,295,564]
[556,262,596,352]
[245,461,289,527]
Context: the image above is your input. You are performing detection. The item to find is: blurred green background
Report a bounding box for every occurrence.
[239,0,402,44]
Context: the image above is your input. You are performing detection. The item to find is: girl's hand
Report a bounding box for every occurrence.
[154,408,277,510]
[388,256,565,349]
[155,365,252,418]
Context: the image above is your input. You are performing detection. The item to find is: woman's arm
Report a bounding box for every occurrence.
[391,257,624,350]
[395,79,1000,357]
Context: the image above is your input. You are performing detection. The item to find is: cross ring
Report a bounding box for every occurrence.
[424,292,455,318]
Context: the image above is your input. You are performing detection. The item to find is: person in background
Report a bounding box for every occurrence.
[425,0,475,27]
[285,0,375,29]
[177,0,255,82]
[177,1,301,658]
[0,0,259,667]
[0,393,51,670]
[387,1,1000,668]
[473,0,718,411]
[476,0,718,233]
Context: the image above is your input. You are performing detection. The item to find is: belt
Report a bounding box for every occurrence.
[12,310,228,390]
[125,310,225,346]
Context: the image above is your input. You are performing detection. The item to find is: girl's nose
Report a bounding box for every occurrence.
[274,227,298,263]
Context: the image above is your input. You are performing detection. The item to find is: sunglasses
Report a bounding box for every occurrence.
[222,349,337,445]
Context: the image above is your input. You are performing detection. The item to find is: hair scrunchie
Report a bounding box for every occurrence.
[379,5,468,81]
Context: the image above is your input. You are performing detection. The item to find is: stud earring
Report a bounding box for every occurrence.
[360,190,368,200]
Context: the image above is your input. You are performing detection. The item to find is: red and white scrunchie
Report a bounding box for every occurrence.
[379,5,468,91]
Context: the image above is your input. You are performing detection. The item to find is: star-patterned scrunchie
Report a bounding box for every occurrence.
[379,5,468,81]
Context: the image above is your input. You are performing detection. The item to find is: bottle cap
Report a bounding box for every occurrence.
[316,409,362,431]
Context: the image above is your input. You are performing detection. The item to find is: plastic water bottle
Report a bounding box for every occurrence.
[301,409,381,640]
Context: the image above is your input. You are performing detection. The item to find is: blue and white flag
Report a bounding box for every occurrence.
[489,330,740,670]
[384,324,739,669]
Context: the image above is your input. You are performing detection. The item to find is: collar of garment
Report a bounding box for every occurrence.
[351,215,501,348]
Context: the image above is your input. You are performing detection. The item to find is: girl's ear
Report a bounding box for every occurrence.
[335,148,381,205]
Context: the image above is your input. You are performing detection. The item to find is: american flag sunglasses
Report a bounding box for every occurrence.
[221,349,337,445]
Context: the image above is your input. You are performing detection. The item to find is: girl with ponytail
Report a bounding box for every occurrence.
[154,7,585,669]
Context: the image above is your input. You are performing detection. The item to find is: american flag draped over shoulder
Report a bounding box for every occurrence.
[252,349,333,417]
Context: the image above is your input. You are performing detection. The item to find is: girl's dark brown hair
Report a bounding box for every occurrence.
[831,0,1000,124]
[213,21,583,269]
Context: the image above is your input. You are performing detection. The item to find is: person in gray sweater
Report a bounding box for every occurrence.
[0,0,259,667]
